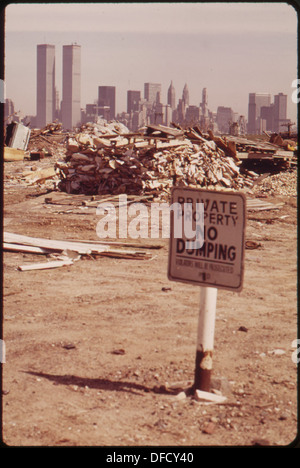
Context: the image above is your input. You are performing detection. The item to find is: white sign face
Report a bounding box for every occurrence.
[168,187,246,292]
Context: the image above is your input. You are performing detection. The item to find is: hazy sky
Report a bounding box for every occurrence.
[4,2,298,123]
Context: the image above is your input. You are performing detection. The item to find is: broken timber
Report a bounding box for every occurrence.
[18,259,74,271]
[3,232,152,260]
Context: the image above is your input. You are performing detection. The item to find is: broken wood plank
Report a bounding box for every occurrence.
[65,238,163,249]
[4,147,25,161]
[3,243,53,255]
[18,259,74,271]
[22,166,57,184]
[3,232,107,255]
[246,198,284,211]
[4,233,152,259]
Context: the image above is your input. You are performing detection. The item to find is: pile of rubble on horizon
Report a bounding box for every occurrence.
[27,121,67,159]
[252,169,297,197]
[56,121,258,199]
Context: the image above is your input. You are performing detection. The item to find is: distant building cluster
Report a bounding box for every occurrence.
[4,43,292,135]
[247,92,291,134]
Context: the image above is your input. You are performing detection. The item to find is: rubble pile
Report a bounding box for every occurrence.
[252,169,297,197]
[27,122,67,160]
[56,122,257,198]
[5,119,296,199]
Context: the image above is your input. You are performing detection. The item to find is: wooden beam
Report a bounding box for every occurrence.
[18,259,74,271]
[4,147,25,161]
[3,232,107,255]
[3,243,53,254]
[4,232,152,259]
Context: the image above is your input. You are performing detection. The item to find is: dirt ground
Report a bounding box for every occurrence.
[2,159,299,449]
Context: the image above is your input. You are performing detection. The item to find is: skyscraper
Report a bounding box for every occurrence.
[201,88,208,117]
[216,106,234,133]
[144,83,161,105]
[274,93,288,133]
[127,90,141,114]
[182,83,189,108]
[4,98,15,124]
[167,81,176,110]
[247,93,271,134]
[62,44,81,130]
[36,44,56,128]
[98,86,116,120]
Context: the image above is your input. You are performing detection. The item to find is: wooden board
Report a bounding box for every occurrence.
[18,259,74,271]
[4,232,152,260]
[3,232,108,255]
[3,243,54,254]
[246,198,284,211]
[4,147,25,161]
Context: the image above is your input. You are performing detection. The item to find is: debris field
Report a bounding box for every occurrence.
[2,119,298,447]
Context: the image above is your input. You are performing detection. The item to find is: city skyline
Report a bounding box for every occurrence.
[4,3,298,124]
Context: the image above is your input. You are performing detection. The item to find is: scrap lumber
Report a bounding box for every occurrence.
[3,232,100,255]
[22,166,57,184]
[4,147,25,161]
[246,198,284,212]
[56,123,257,197]
[65,238,163,249]
[4,232,152,260]
[3,243,54,254]
[146,124,184,139]
[18,259,74,271]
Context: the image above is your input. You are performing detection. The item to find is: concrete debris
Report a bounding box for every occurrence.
[252,169,297,197]
[175,391,187,401]
[201,421,216,434]
[194,389,227,403]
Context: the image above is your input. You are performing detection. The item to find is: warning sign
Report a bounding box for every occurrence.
[168,187,246,292]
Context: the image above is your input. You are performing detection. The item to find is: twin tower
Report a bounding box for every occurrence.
[36,43,81,130]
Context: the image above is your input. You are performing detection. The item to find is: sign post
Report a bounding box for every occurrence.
[168,187,246,394]
[194,286,217,392]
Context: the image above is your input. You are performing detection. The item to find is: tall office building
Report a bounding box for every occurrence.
[186,105,200,124]
[36,44,56,128]
[274,93,288,133]
[167,81,176,110]
[182,83,189,108]
[201,88,208,117]
[4,98,15,124]
[216,106,234,133]
[98,86,116,120]
[127,90,141,114]
[247,93,271,134]
[144,83,161,105]
[62,44,81,130]
[260,104,274,132]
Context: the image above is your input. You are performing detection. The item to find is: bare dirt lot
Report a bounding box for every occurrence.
[2,160,298,448]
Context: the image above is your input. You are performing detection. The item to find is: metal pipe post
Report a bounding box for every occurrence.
[194,286,218,392]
